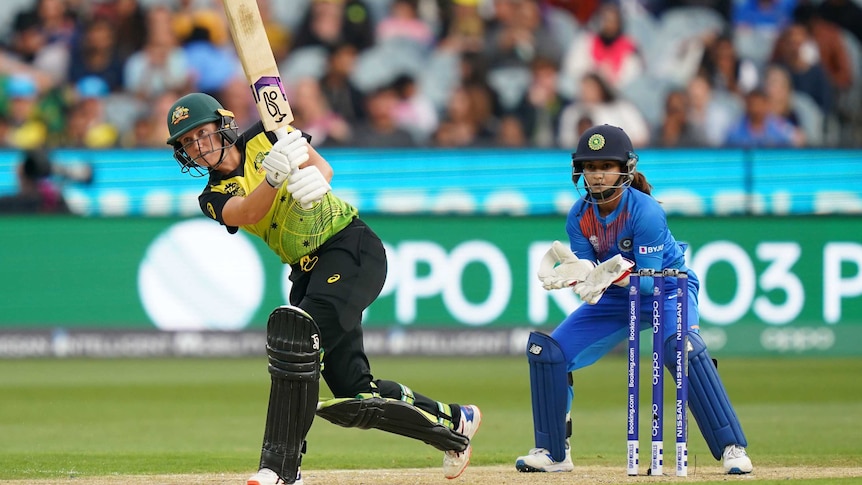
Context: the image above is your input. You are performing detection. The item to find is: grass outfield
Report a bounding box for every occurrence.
[1,356,860,484]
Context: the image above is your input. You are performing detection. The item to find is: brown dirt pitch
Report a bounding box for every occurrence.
[2,465,861,485]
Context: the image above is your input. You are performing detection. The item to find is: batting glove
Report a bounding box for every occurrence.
[287,165,331,208]
[272,129,309,171]
[261,149,290,188]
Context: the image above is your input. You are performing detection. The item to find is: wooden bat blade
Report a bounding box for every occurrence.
[221,0,293,131]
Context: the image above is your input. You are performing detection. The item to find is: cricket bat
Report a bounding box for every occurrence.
[221,0,293,136]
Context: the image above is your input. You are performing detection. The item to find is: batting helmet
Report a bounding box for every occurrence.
[571,124,638,187]
[166,93,238,175]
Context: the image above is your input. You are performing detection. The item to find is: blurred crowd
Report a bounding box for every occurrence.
[0,0,860,151]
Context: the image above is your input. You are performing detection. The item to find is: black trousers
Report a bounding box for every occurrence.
[288,218,457,424]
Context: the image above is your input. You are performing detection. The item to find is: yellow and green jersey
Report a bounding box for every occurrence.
[199,123,358,264]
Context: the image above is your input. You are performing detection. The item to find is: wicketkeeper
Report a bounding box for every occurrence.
[517,124,753,475]
[166,93,481,485]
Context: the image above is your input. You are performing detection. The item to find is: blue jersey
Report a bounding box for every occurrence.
[565,187,688,295]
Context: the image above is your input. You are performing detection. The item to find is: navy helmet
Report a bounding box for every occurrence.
[571,124,638,187]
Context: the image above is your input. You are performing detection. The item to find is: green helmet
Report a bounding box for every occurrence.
[166,92,235,146]
[166,93,238,176]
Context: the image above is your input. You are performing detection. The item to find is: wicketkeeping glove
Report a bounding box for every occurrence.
[572,254,634,304]
[287,165,331,208]
[537,240,596,290]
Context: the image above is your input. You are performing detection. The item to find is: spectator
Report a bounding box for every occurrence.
[725,88,799,147]
[123,5,192,102]
[686,72,740,146]
[3,10,69,91]
[350,84,417,147]
[484,0,564,70]
[764,63,809,145]
[33,0,77,47]
[320,43,367,124]
[376,0,435,49]
[495,114,528,147]
[180,11,242,98]
[652,89,710,147]
[67,16,125,92]
[787,2,853,93]
[772,21,833,117]
[433,84,497,147]
[436,0,486,54]
[560,2,644,90]
[558,72,650,148]
[699,33,760,96]
[0,149,70,214]
[59,76,118,148]
[293,0,375,52]
[291,77,352,147]
[89,0,147,60]
[510,56,571,147]
[216,76,259,132]
[3,74,49,149]
[391,74,439,145]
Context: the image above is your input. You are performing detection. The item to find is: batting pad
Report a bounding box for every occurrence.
[677,332,748,460]
[259,305,321,482]
[316,397,470,452]
[526,332,569,462]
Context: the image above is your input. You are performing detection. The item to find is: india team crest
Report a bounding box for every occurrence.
[588,133,605,150]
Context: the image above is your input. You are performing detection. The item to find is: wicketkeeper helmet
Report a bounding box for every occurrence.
[571,124,638,187]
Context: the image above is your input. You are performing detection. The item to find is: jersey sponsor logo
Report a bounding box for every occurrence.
[619,238,633,252]
[206,202,216,220]
[327,274,341,283]
[638,244,664,254]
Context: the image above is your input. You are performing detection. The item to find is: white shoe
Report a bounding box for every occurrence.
[722,444,753,474]
[443,404,482,479]
[247,467,303,485]
[515,443,574,472]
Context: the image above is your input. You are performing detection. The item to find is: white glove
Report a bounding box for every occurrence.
[272,129,309,171]
[573,254,634,304]
[287,165,331,208]
[537,240,596,290]
[261,149,290,188]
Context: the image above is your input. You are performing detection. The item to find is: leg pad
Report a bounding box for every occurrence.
[259,306,321,482]
[316,396,469,452]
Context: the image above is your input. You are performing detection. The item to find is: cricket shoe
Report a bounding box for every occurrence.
[515,442,573,472]
[247,467,303,485]
[443,404,482,479]
[722,444,753,474]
